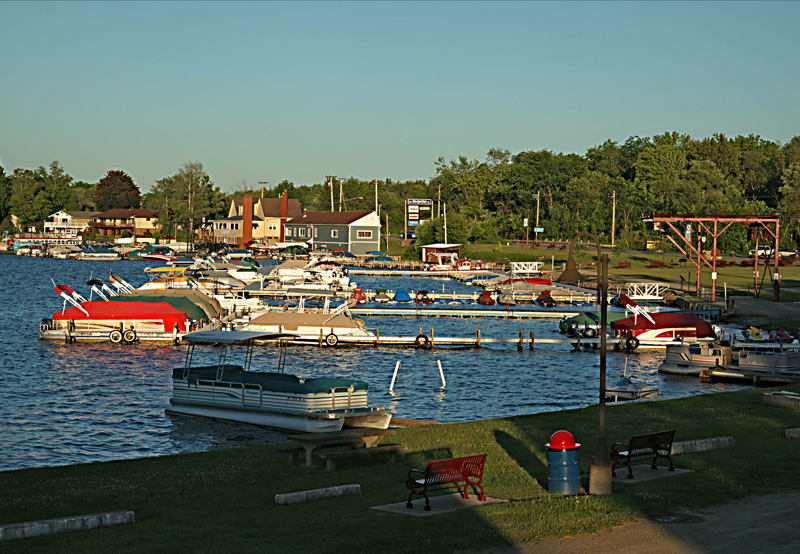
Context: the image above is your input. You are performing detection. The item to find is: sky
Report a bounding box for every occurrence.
[1,1,798,194]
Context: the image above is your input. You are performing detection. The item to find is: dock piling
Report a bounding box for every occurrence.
[389,361,401,392]
[437,360,446,388]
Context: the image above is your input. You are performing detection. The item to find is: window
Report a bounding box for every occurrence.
[314,228,318,238]
[268,223,278,231]
[331,229,338,238]
[299,228,306,237]
[231,223,239,230]
[357,230,372,239]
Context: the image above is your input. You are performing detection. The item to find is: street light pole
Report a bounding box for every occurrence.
[557,232,612,495]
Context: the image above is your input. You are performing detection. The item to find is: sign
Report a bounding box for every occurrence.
[409,221,419,227]
[534,227,544,233]
[523,218,528,227]
[408,205,419,213]
[407,198,432,206]
[408,213,419,220]
[418,205,430,211]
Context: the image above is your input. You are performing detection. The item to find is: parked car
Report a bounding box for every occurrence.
[777,248,797,259]
[749,246,773,257]
[403,230,416,239]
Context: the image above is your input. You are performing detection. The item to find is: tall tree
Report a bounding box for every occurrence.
[7,161,75,229]
[93,170,140,211]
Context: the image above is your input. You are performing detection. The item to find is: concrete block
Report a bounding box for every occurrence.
[671,436,735,455]
[275,484,361,505]
[0,510,135,542]
[785,428,800,439]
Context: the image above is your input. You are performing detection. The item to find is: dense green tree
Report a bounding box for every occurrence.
[93,170,140,211]
[7,161,75,229]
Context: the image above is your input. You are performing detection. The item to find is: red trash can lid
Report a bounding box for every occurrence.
[546,430,580,450]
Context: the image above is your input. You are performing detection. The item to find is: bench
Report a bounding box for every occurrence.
[320,444,407,471]
[617,262,631,269]
[611,430,675,479]
[406,454,487,511]
[649,261,664,268]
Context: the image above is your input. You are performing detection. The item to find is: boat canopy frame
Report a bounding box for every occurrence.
[180,330,292,380]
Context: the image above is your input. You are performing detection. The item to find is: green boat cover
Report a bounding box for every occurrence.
[174,365,369,394]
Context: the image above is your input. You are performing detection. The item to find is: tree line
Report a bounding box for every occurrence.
[2,131,799,252]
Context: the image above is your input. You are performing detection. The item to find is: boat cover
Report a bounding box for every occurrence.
[53,300,189,332]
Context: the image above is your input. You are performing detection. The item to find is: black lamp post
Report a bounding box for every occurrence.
[557,233,612,495]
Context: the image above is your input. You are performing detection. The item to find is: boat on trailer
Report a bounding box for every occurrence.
[165,330,392,432]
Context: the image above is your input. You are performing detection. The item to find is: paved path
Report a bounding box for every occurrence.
[468,491,800,554]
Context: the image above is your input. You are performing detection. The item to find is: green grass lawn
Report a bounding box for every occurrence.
[3,383,800,553]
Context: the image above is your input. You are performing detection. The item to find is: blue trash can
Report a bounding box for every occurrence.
[546,430,581,495]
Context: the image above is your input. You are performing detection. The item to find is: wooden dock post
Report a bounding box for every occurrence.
[476,327,481,349]
[319,329,323,348]
[517,330,523,351]
[375,328,380,347]
[530,330,535,350]
[430,328,435,348]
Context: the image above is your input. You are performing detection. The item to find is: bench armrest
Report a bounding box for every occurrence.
[611,442,629,450]
[407,468,426,480]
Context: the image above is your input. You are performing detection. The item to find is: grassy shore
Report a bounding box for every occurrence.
[3,382,800,553]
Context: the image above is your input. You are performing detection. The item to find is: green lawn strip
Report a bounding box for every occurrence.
[3,383,800,553]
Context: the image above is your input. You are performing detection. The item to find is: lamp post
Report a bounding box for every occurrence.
[556,232,612,495]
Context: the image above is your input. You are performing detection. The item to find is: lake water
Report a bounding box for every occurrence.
[0,254,745,472]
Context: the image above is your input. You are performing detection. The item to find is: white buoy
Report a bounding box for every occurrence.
[389,361,401,392]
[437,360,446,388]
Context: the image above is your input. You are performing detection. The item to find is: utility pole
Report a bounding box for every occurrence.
[535,191,540,241]
[338,179,344,212]
[326,176,335,212]
[443,203,448,244]
[610,190,616,247]
[374,180,379,214]
[437,183,441,219]
[258,181,268,199]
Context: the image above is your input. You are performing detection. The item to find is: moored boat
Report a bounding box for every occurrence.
[165,330,392,432]
[610,294,717,349]
[605,375,659,401]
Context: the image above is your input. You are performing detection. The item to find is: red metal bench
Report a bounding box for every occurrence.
[406,454,487,511]
[617,262,631,269]
[649,261,664,268]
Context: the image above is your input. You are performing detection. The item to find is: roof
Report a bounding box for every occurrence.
[49,210,100,219]
[421,243,462,249]
[93,209,159,219]
[233,197,302,218]
[286,211,375,226]
[215,215,264,222]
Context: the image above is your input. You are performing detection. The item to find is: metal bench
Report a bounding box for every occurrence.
[611,430,676,479]
[617,262,631,269]
[320,444,407,471]
[406,454,487,511]
[649,261,664,268]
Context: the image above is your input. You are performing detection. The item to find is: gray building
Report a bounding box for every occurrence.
[284,211,381,255]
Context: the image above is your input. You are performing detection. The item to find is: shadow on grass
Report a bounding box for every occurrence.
[493,430,548,495]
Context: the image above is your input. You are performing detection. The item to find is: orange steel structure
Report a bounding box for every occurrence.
[641,214,781,302]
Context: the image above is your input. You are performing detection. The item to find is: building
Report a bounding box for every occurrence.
[43,210,100,237]
[284,210,381,256]
[212,192,302,247]
[91,209,160,239]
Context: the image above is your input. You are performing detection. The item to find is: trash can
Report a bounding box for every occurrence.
[546,430,581,495]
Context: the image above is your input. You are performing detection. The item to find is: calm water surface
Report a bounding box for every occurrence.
[0,255,745,472]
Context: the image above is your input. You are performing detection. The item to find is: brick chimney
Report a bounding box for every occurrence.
[241,195,253,247]
[279,190,288,242]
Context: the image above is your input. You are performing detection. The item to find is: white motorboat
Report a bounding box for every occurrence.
[165,330,392,432]
[605,375,658,401]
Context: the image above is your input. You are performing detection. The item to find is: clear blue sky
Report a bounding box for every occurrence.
[1,1,798,194]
